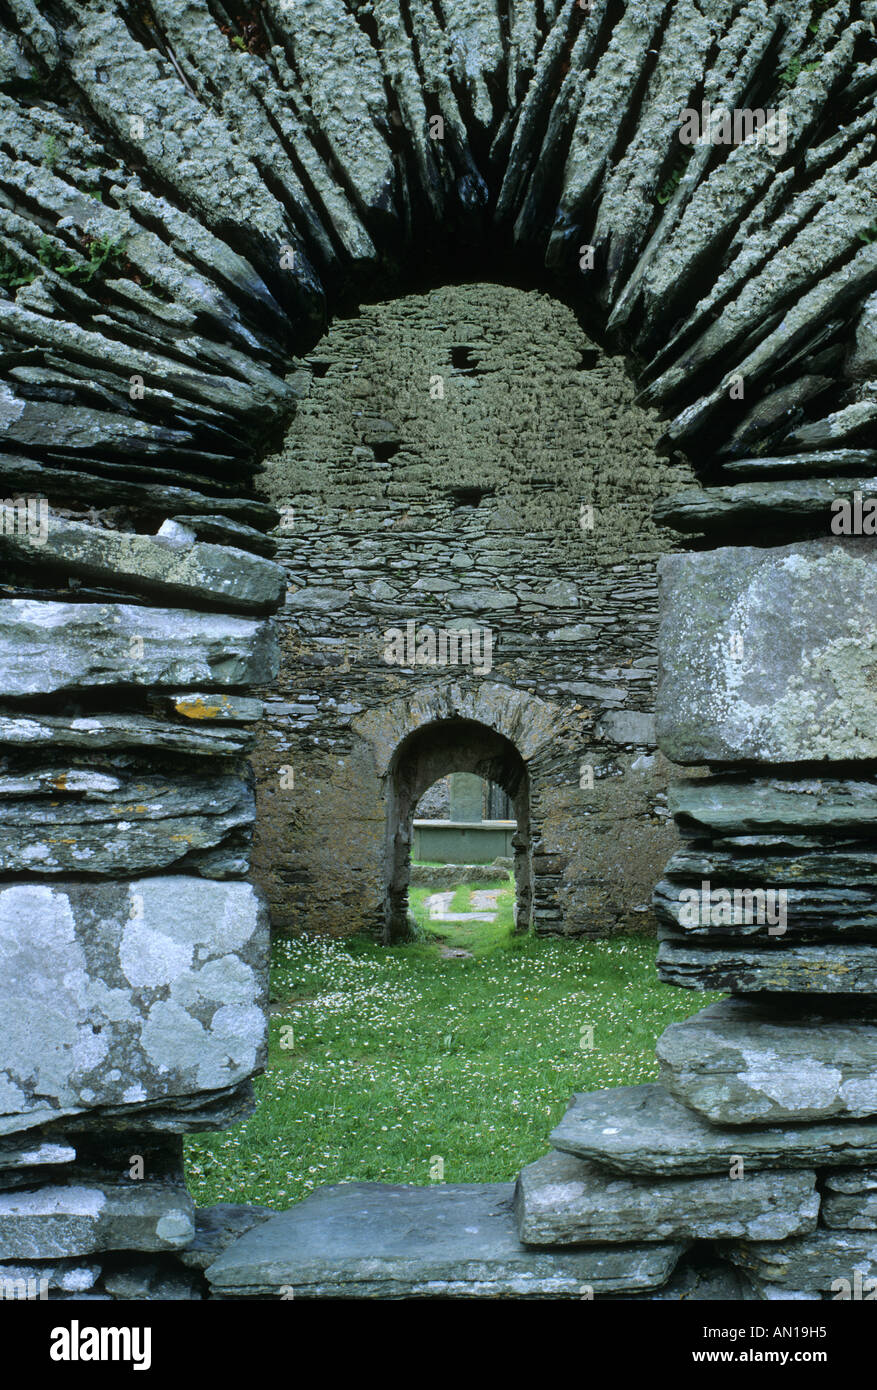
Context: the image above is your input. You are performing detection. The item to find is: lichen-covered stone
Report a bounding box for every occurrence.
[656,998,877,1124]
[515,1149,818,1246]
[551,1084,877,1177]
[658,541,877,763]
[0,877,268,1137]
[0,601,278,695]
[728,1229,877,1295]
[0,514,285,612]
[657,939,877,994]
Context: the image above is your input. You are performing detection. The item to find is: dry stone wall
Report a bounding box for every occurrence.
[0,0,874,1301]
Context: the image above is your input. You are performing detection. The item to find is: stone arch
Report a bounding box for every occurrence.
[385,716,531,941]
[0,0,874,1302]
[354,680,562,940]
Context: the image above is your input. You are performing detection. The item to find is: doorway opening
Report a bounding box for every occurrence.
[384,718,532,945]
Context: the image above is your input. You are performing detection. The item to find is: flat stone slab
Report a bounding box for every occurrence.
[515,1150,818,1246]
[656,997,877,1124]
[0,513,285,612]
[0,601,277,696]
[551,1085,877,1177]
[728,1229,877,1295]
[822,1170,877,1230]
[205,1183,686,1299]
[657,540,877,763]
[0,877,268,1137]
[657,939,877,994]
[669,778,877,833]
[0,1180,195,1260]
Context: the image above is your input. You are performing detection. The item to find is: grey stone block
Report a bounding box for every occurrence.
[515,1150,818,1246]
[206,1183,686,1298]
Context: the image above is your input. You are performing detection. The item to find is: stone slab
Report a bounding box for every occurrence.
[669,778,877,834]
[0,601,278,695]
[657,541,877,763]
[656,997,877,1125]
[515,1150,818,1246]
[0,877,268,1137]
[0,513,285,612]
[728,1229,877,1295]
[0,1180,195,1259]
[551,1085,877,1177]
[657,939,877,994]
[205,1183,686,1299]
[822,1170,877,1230]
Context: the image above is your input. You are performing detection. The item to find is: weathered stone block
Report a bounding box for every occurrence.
[656,998,877,1124]
[0,514,285,612]
[0,771,254,874]
[515,1150,818,1245]
[822,1171,877,1230]
[728,1229,877,1295]
[0,602,278,696]
[658,541,877,763]
[0,877,268,1136]
[657,939,877,994]
[0,1180,194,1259]
[551,1085,877,1177]
[205,1183,686,1298]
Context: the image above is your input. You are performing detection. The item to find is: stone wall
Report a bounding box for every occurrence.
[0,0,875,1303]
[252,282,694,937]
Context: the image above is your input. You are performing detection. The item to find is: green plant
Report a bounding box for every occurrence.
[0,248,37,290]
[41,133,59,171]
[37,232,127,285]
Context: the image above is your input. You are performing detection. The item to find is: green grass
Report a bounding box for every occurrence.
[184,907,720,1210]
[407,874,516,954]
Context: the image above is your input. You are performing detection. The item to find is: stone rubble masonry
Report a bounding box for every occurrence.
[0,0,874,1302]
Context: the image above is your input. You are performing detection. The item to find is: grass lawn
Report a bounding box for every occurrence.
[184,880,719,1209]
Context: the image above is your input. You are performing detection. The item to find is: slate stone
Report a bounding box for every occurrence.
[0,1135,75,1172]
[822,1170,877,1230]
[654,876,877,940]
[168,692,263,722]
[722,450,877,477]
[664,841,877,887]
[551,1085,877,1178]
[0,1179,195,1259]
[0,708,255,756]
[0,1259,100,1296]
[178,1203,279,1272]
[101,1257,203,1300]
[610,1255,755,1301]
[656,998,877,1125]
[654,477,877,532]
[205,1183,686,1298]
[728,1229,877,1295]
[0,771,253,874]
[515,1150,818,1246]
[0,877,268,1137]
[0,514,285,612]
[668,778,877,834]
[0,601,278,695]
[657,939,877,994]
[657,541,877,763]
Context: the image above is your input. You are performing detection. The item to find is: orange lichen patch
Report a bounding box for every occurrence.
[49,773,68,791]
[175,697,225,720]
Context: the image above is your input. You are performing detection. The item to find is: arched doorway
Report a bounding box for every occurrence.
[384,717,532,943]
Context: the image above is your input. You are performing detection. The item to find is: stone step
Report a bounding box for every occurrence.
[656,997,877,1125]
[204,1182,685,1299]
[550,1084,877,1177]
[514,1150,818,1247]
